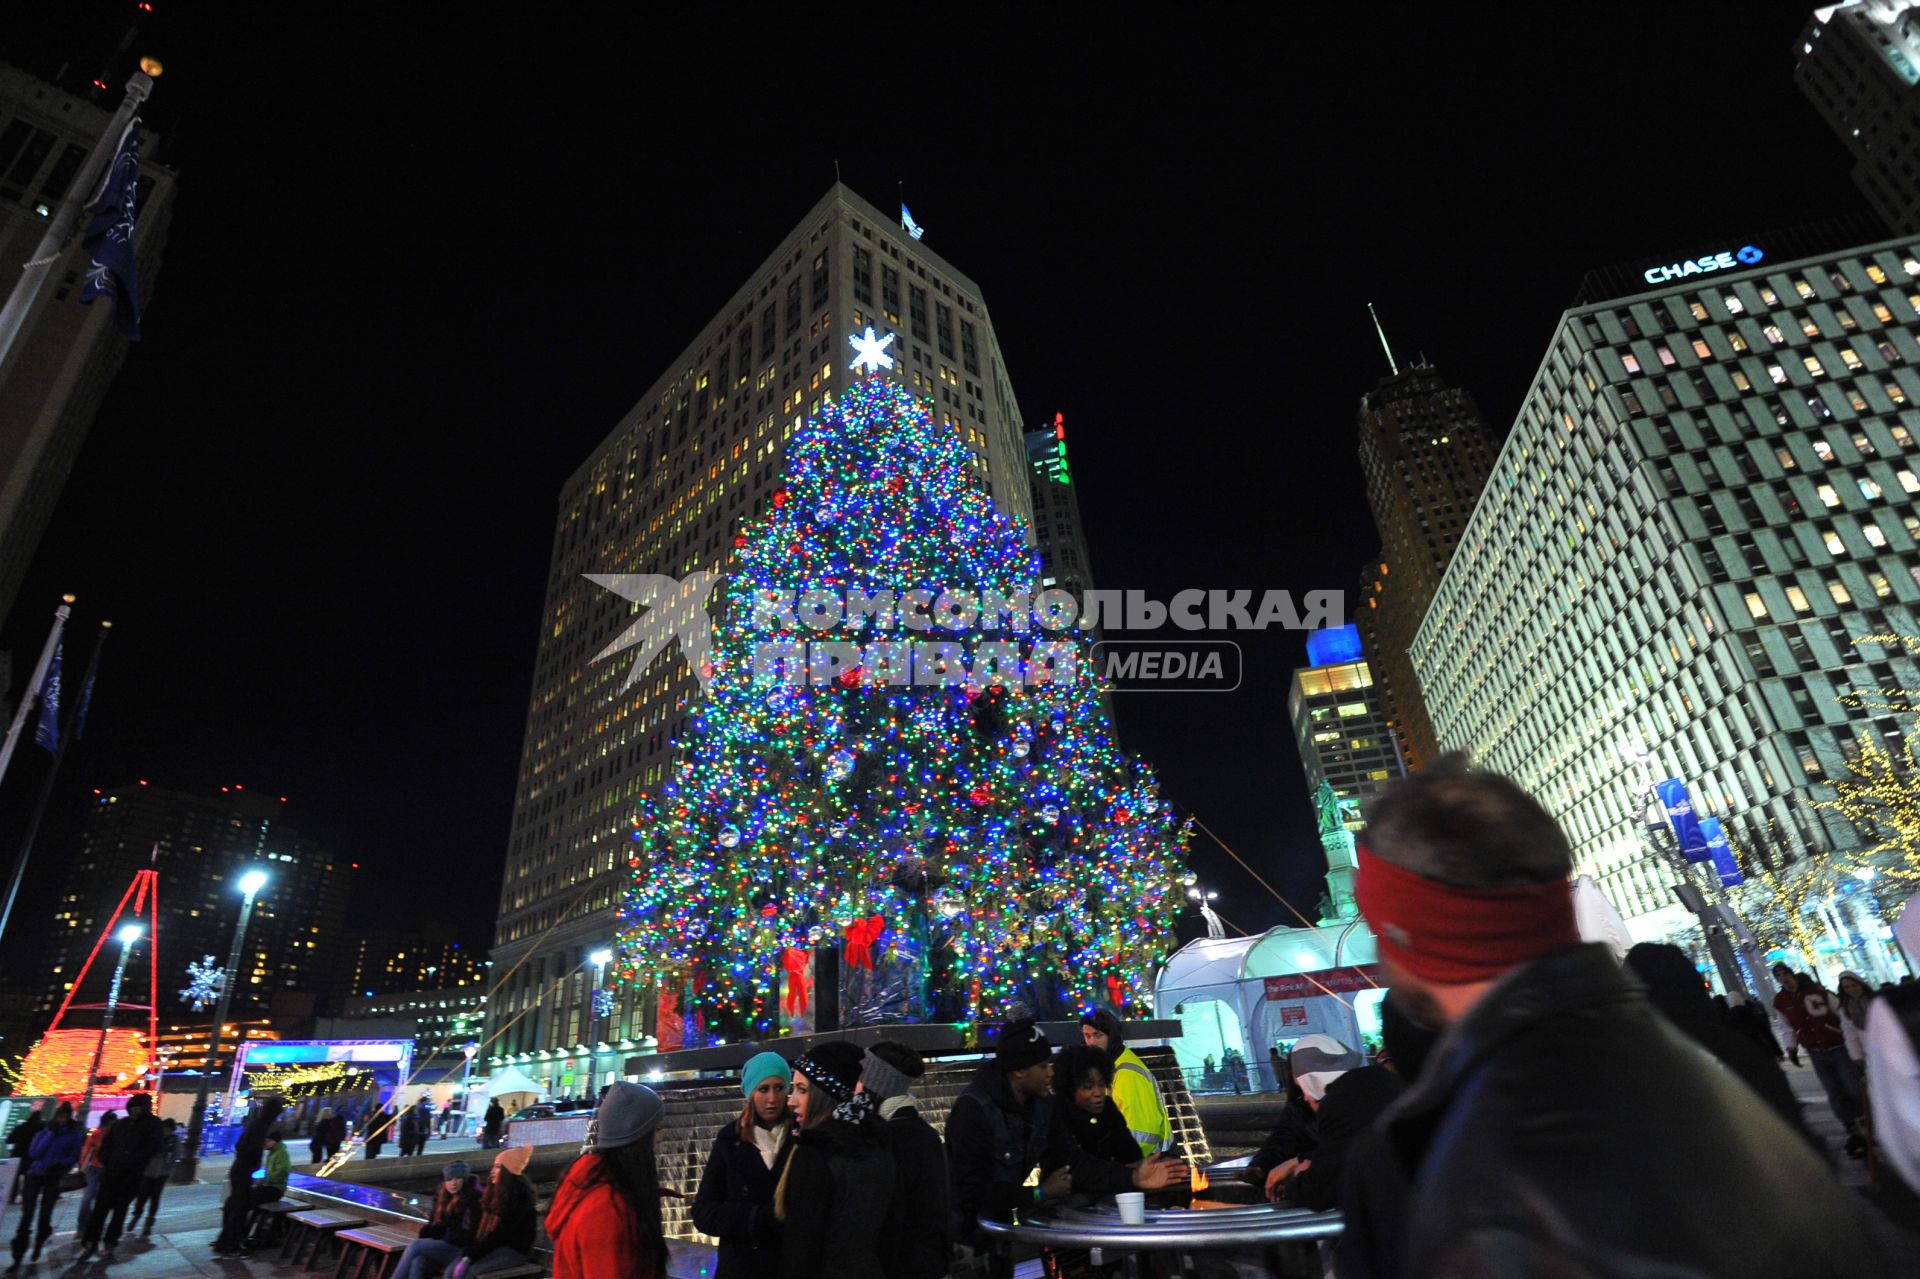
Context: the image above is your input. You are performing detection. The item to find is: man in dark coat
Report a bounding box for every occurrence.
[482,1100,505,1150]
[1625,942,1819,1153]
[1339,754,1904,1278]
[1260,1036,1404,1212]
[945,1019,1185,1272]
[80,1092,164,1257]
[862,1041,950,1279]
[4,1106,44,1205]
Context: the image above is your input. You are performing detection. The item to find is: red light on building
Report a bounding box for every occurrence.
[1054,411,1065,439]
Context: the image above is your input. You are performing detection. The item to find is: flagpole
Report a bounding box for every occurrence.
[0,70,153,378]
[0,618,108,948]
[0,592,72,797]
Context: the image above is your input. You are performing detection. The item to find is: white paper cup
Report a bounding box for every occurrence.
[1115,1192,1146,1225]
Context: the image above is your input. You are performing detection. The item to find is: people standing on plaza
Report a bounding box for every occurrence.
[70,1110,114,1238]
[1838,971,1875,1061]
[211,1098,284,1256]
[310,1107,331,1164]
[80,1092,164,1257]
[482,1100,505,1150]
[393,1160,482,1279]
[1337,754,1901,1278]
[774,1041,894,1279]
[365,1103,394,1159]
[1080,1009,1171,1158]
[1257,1036,1403,1212]
[1773,963,1868,1155]
[129,1117,179,1236]
[692,1050,792,1278]
[448,1144,537,1278]
[420,1097,437,1142]
[863,1041,950,1279]
[6,1102,79,1272]
[1241,1075,1316,1193]
[1624,943,1814,1150]
[4,1104,44,1205]
[549,1083,670,1279]
[1043,1043,1152,1179]
[401,1103,427,1159]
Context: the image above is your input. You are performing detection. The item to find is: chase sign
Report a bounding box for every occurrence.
[1643,245,1765,286]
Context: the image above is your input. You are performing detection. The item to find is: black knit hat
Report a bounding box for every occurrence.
[995,1018,1052,1072]
[792,1040,865,1103]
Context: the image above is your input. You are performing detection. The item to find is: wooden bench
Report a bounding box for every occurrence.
[247,1198,300,1246]
[332,1223,420,1279]
[281,1208,368,1270]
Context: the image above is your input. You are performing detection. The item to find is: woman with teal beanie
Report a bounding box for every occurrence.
[692,1050,792,1278]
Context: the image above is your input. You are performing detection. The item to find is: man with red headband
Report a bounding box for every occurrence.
[1339,755,1902,1278]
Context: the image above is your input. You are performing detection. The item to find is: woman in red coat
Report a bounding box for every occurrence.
[548,1082,669,1279]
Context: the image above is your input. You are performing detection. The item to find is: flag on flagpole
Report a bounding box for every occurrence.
[74,664,97,742]
[78,121,143,340]
[33,641,62,754]
[900,202,925,241]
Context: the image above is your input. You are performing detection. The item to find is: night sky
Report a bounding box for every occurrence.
[0,6,1865,963]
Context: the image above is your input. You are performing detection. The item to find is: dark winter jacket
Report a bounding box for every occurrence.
[1339,944,1905,1279]
[26,1122,82,1177]
[6,1112,45,1159]
[776,1107,894,1279]
[466,1173,537,1261]
[420,1177,482,1246]
[1281,1065,1403,1213]
[99,1112,165,1176]
[945,1061,1054,1248]
[1041,1095,1140,1182]
[692,1119,790,1279]
[483,1102,505,1137]
[1625,943,1819,1153]
[1248,1092,1318,1175]
[875,1099,950,1279]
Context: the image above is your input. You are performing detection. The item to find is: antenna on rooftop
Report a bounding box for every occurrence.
[1367,302,1400,377]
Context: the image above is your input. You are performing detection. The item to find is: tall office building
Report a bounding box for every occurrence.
[1024,412,1096,597]
[1415,232,1920,956]
[36,783,352,1027]
[1796,2,1920,232]
[1354,365,1499,770]
[1288,625,1401,920]
[0,64,176,631]
[487,185,1033,1075]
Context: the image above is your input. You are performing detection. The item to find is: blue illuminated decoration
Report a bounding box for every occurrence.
[901,203,925,241]
[1643,245,1763,286]
[1306,624,1363,667]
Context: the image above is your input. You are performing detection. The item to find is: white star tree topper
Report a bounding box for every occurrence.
[848,325,897,374]
[181,955,224,1012]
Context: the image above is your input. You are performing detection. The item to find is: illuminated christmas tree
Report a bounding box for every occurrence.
[1804,725,1920,909]
[616,357,1187,1036]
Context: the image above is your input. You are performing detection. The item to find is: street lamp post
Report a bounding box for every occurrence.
[173,868,267,1184]
[78,923,144,1125]
[589,949,612,1092]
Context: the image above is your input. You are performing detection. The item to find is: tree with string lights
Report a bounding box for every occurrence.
[1804,726,1920,910]
[615,352,1188,1039]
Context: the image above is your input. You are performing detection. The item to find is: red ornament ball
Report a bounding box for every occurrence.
[772,487,790,508]
[887,475,906,493]
[969,785,992,806]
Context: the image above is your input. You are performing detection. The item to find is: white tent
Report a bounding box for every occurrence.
[1155,919,1384,1076]
[484,1066,543,1100]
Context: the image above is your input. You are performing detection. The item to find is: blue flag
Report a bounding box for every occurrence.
[1655,778,1711,863]
[74,665,97,742]
[78,122,143,340]
[901,202,925,241]
[1701,817,1744,888]
[34,641,62,754]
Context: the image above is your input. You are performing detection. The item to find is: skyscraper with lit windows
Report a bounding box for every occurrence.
[485,185,1034,1085]
[1353,366,1499,770]
[1795,2,1920,231]
[1024,412,1096,598]
[1415,232,1920,955]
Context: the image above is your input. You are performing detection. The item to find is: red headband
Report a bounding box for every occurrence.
[1354,843,1578,984]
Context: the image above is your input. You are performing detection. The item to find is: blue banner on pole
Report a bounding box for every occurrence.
[33,640,62,754]
[78,123,143,340]
[1655,778,1711,863]
[1701,816,1744,887]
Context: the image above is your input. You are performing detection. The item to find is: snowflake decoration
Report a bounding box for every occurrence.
[848,326,896,374]
[180,955,224,1012]
[591,988,616,1020]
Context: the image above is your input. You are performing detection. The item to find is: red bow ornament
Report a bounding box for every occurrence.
[844,915,887,970]
[1106,973,1126,1008]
